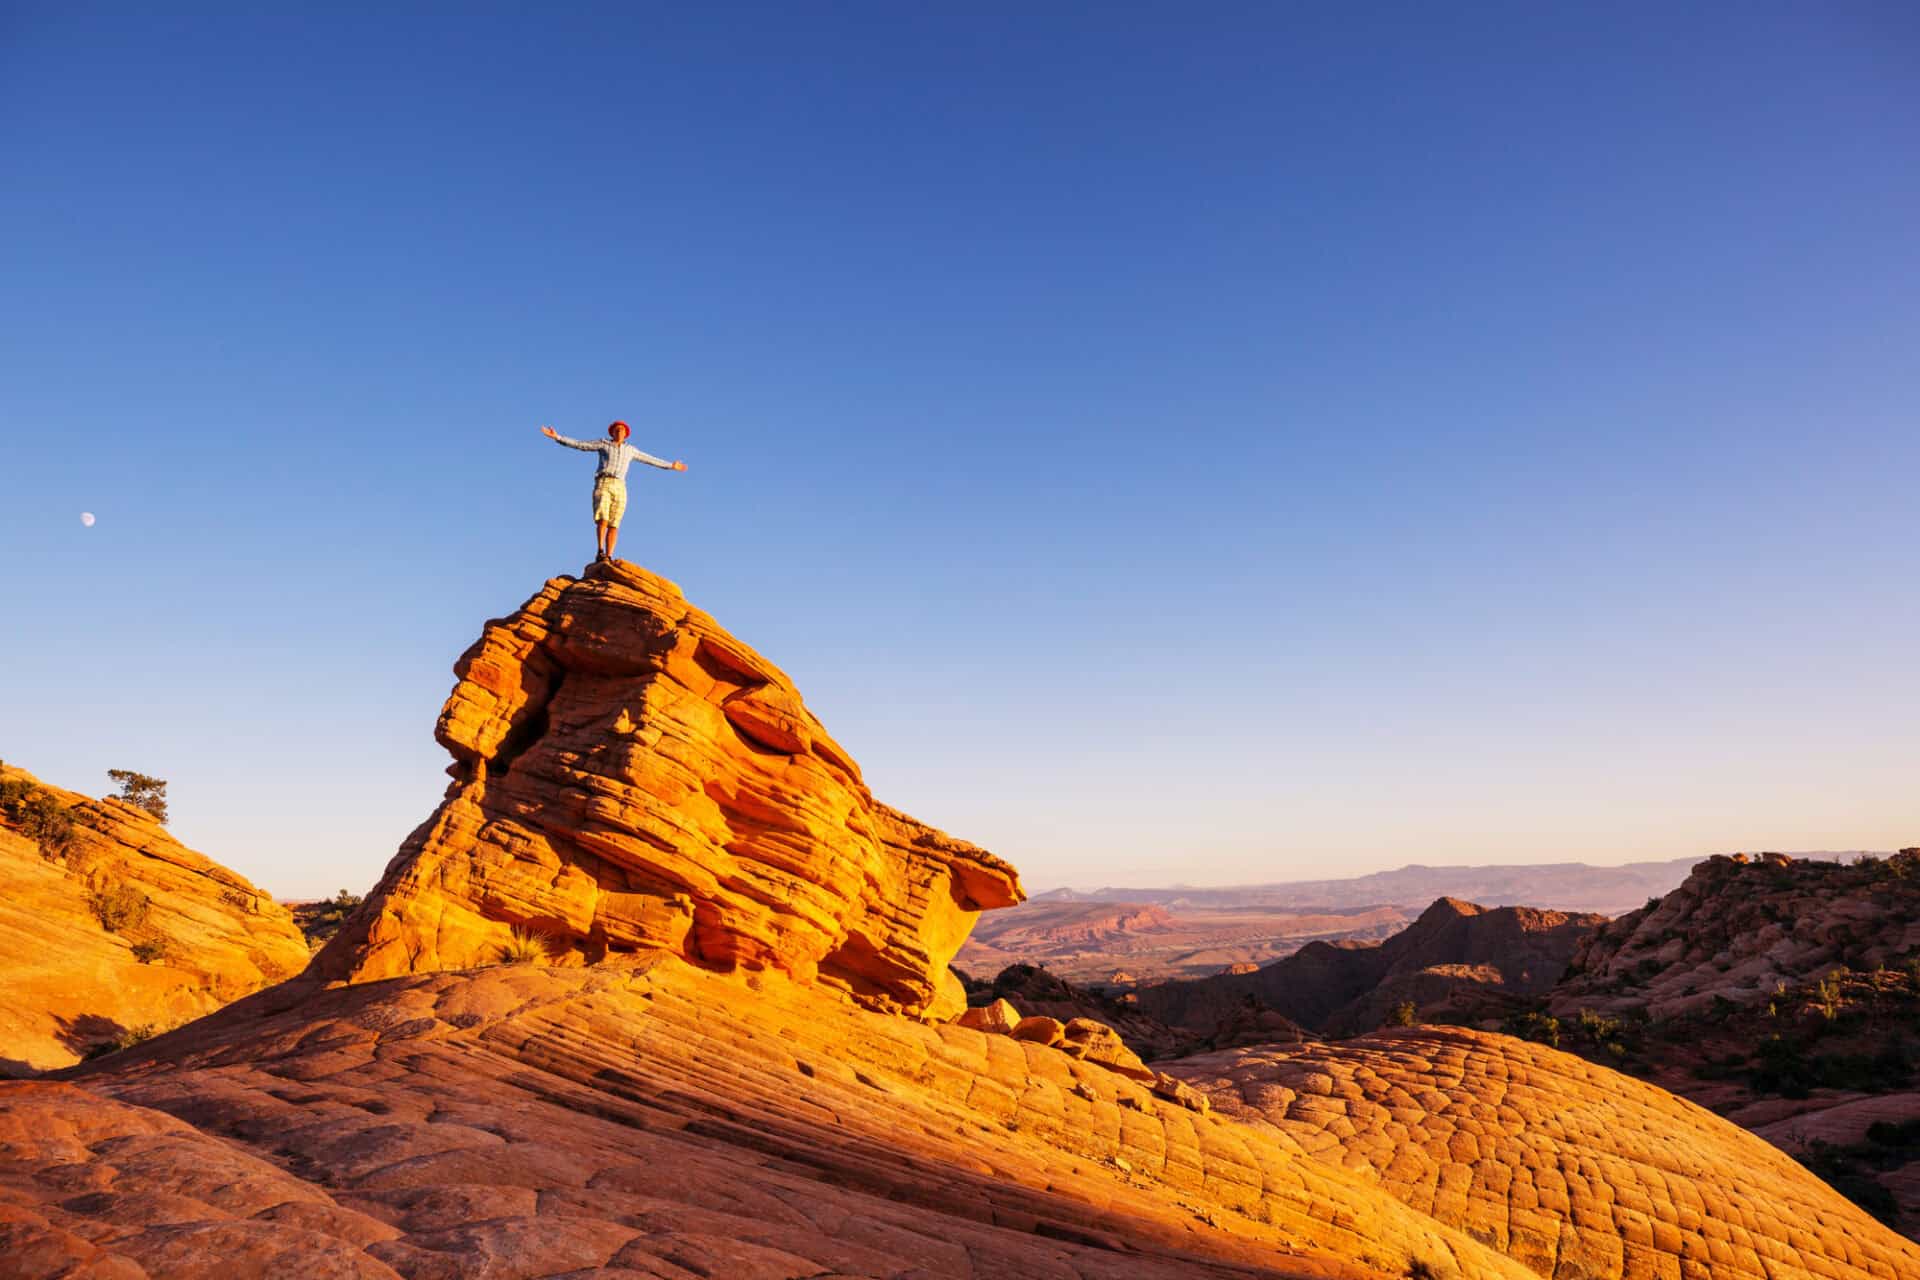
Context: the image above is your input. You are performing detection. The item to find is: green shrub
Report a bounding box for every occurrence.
[130,937,169,964]
[1502,1011,1561,1048]
[89,883,150,933]
[1387,1000,1417,1028]
[1865,1118,1920,1154]
[0,777,75,856]
[107,769,168,822]
[80,1021,168,1060]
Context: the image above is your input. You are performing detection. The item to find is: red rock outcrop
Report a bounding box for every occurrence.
[1164,1026,1920,1279]
[0,763,310,1073]
[312,561,1023,1018]
[1553,851,1920,1021]
[1135,898,1603,1038]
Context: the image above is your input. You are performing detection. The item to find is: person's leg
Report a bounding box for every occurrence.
[594,521,610,558]
[603,480,626,561]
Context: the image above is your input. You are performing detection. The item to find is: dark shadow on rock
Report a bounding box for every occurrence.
[52,1012,126,1056]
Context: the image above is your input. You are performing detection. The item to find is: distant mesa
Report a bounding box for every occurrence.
[1031,856,1706,916]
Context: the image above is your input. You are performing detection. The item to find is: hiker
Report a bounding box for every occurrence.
[539,421,686,563]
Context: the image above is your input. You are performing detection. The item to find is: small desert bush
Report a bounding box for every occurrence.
[1387,1000,1417,1028]
[0,776,75,857]
[130,937,170,964]
[1502,1010,1562,1049]
[81,1019,173,1060]
[496,925,552,965]
[89,883,151,934]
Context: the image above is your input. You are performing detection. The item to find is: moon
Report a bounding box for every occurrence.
[80,512,95,527]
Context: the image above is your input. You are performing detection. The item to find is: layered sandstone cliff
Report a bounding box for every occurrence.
[0,762,310,1072]
[312,561,1023,1018]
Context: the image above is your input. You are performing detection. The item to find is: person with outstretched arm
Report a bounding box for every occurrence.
[539,421,686,563]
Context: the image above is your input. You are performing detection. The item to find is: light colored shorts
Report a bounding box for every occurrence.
[591,476,627,526]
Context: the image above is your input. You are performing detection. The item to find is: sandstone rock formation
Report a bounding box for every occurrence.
[8,573,1914,1279]
[1164,1026,1920,1279]
[313,561,1023,1019]
[1136,897,1602,1039]
[0,762,310,1073]
[1552,851,1920,1022]
[15,954,1550,1280]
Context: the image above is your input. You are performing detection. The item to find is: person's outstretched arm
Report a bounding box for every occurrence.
[626,444,688,472]
[539,425,601,451]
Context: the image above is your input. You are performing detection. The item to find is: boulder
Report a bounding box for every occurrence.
[956,998,1021,1034]
[1009,1015,1064,1046]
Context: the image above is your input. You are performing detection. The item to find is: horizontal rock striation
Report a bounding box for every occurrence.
[312,561,1022,1017]
[0,762,310,1072]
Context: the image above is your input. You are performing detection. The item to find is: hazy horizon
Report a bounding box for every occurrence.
[4,6,1915,898]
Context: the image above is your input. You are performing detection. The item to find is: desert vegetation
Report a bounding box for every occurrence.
[0,766,75,857]
[105,769,168,822]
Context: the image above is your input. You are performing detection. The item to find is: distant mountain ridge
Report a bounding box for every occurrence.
[1037,856,1744,916]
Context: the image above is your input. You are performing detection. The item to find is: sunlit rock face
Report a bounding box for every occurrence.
[312,560,1022,1017]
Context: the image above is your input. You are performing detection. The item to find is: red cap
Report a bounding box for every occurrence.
[608,420,630,438]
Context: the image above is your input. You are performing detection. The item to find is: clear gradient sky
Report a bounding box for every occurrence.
[2,4,1915,899]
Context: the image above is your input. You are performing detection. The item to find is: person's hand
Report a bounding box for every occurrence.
[540,425,558,439]
[673,460,687,471]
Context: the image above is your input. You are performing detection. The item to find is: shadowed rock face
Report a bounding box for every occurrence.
[311,561,1022,1018]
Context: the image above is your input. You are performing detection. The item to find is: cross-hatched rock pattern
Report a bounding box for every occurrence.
[1161,1025,1920,1280]
[311,560,1023,1019]
[5,955,1550,1280]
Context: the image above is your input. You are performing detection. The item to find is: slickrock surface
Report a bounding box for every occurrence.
[0,764,310,1073]
[1536,851,1920,1238]
[1136,898,1602,1039]
[1163,1026,1920,1280]
[6,953,1548,1280]
[313,561,1022,1019]
[1552,852,1920,1021]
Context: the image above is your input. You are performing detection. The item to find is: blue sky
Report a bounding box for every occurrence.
[3,4,1915,898]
